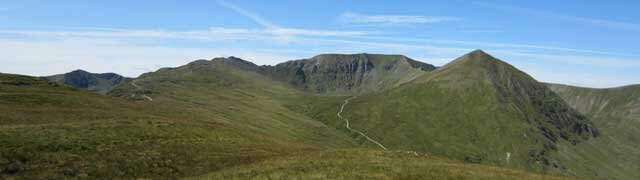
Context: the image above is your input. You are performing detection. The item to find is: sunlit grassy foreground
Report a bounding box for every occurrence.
[192,149,571,180]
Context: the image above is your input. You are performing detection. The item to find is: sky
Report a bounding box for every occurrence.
[0,0,639,88]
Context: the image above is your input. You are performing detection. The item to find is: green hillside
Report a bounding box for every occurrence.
[1,51,635,179]
[109,57,356,149]
[296,50,600,175]
[0,58,566,179]
[0,63,355,179]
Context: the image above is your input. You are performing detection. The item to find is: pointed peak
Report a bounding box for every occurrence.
[428,49,522,82]
[462,49,495,60]
[445,49,503,67]
[470,49,488,55]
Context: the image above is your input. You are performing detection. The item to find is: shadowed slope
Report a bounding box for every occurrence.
[547,83,640,179]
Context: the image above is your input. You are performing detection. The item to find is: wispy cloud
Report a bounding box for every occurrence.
[1,1,638,88]
[459,29,504,33]
[354,36,635,57]
[339,12,456,26]
[0,28,468,59]
[2,27,639,87]
[3,26,637,67]
[524,68,637,88]
[475,2,640,32]
[492,50,640,68]
[216,1,374,41]
[0,38,298,77]
[0,26,373,43]
[217,0,278,29]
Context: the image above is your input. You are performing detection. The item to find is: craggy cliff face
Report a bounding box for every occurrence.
[263,53,436,95]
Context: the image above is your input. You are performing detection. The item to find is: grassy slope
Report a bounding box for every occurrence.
[288,50,602,177]
[109,59,357,148]
[192,149,571,180]
[547,84,640,179]
[0,56,584,179]
[0,60,355,179]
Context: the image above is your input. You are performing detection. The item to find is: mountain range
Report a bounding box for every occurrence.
[1,50,638,179]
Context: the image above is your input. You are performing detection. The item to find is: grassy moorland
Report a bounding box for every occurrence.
[289,51,595,172]
[0,65,354,179]
[280,51,639,179]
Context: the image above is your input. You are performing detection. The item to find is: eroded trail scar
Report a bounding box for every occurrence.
[131,79,153,101]
[338,96,387,150]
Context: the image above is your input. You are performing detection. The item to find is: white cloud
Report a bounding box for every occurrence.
[475,2,640,32]
[339,12,456,26]
[1,30,639,88]
[0,38,297,77]
[0,27,373,43]
[216,1,374,42]
[302,37,471,57]
[217,0,278,29]
[520,65,637,88]
[356,36,635,57]
[459,29,504,33]
[491,50,640,68]
[1,1,638,88]
[1,27,634,58]
[265,28,373,37]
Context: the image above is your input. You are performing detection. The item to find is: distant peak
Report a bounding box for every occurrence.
[433,49,514,75]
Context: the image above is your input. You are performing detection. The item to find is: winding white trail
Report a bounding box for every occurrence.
[338,96,388,150]
[130,79,153,101]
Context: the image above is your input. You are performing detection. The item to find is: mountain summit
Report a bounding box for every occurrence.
[336,50,598,172]
[436,50,599,142]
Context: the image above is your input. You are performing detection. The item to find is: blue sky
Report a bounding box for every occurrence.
[1,0,639,88]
